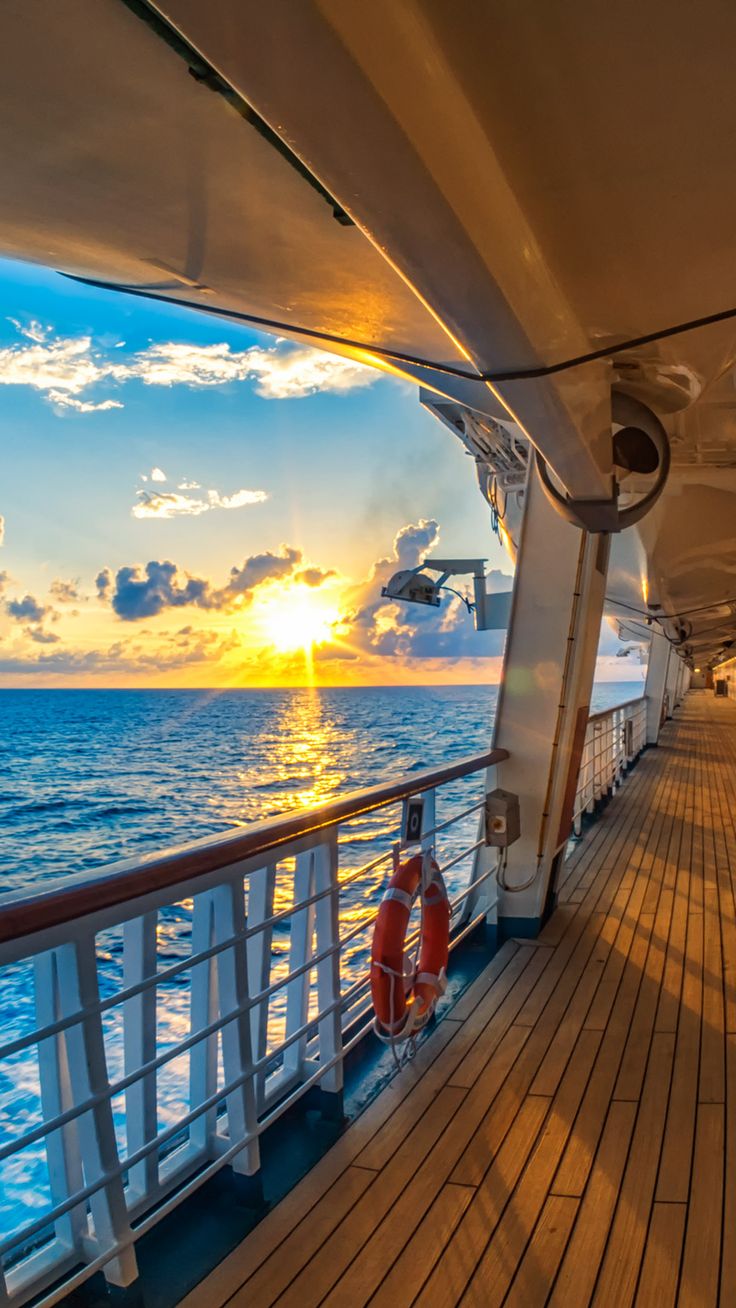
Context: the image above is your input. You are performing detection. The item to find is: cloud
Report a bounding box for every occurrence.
[0,324,377,413]
[101,547,304,620]
[295,567,336,588]
[48,393,123,413]
[212,488,268,510]
[95,568,112,598]
[244,345,375,399]
[0,627,240,676]
[4,589,62,645]
[26,627,60,645]
[6,593,48,623]
[132,486,268,519]
[0,335,126,408]
[178,479,200,490]
[7,318,50,343]
[151,467,167,482]
[108,561,210,620]
[0,570,11,597]
[224,548,301,596]
[49,578,81,603]
[133,491,211,520]
[129,341,374,399]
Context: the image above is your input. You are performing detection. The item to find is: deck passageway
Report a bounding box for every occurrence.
[188,692,735,1307]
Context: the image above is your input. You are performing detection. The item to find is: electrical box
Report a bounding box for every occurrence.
[485,788,521,847]
[401,795,426,846]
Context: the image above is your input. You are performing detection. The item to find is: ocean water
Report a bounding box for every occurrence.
[0,682,642,890]
[0,681,642,1245]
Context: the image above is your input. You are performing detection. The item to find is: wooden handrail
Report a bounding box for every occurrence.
[587,695,645,725]
[0,748,508,946]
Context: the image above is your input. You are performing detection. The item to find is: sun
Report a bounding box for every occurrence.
[256,585,340,654]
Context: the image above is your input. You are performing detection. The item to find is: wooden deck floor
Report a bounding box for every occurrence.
[184,692,736,1308]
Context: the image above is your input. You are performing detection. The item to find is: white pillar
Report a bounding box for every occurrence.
[644,632,671,744]
[489,468,610,936]
[665,646,681,715]
[673,657,686,708]
[671,659,680,708]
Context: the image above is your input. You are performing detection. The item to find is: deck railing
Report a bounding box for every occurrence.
[0,698,650,1306]
[571,696,647,835]
[0,749,507,1308]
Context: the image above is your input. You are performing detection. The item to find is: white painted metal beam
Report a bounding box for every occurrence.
[481,467,610,930]
[645,633,672,745]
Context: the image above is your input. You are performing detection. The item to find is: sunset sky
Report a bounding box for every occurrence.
[0,255,640,688]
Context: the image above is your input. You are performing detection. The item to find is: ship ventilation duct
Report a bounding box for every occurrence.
[535,393,670,533]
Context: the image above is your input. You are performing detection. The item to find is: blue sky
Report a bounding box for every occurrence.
[0,255,640,686]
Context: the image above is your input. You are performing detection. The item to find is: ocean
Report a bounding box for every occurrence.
[0,681,642,1239]
[0,683,642,890]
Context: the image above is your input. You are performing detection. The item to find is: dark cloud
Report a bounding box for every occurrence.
[110,561,210,620]
[95,569,112,598]
[25,627,61,645]
[224,548,301,596]
[100,547,307,621]
[6,593,48,623]
[50,579,81,603]
[295,567,336,588]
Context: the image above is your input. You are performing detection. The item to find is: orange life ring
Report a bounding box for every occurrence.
[370,852,450,1041]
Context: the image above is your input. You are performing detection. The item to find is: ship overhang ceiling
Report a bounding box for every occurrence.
[3,1,736,660]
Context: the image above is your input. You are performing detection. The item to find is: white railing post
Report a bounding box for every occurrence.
[55,938,138,1288]
[211,878,259,1176]
[583,726,595,815]
[283,852,316,1082]
[34,950,86,1257]
[464,776,500,925]
[189,892,219,1160]
[624,708,634,765]
[246,863,276,1110]
[593,722,603,805]
[421,789,436,855]
[312,836,343,1096]
[123,912,158,1202]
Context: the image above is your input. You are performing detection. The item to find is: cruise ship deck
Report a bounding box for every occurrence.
[186,691,735,1308]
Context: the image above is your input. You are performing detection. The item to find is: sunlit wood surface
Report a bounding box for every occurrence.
[185,691,735,1307]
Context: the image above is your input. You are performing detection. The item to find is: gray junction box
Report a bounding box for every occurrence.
[485,788,521,847]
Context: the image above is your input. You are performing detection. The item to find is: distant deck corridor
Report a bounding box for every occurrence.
[186,692,735,1307]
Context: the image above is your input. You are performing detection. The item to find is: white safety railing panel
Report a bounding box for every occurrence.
[0,753,501,1308]
[571,697,646,836]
